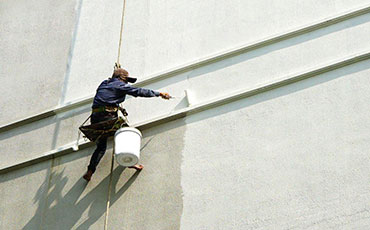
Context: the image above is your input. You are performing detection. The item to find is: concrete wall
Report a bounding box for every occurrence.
[1,0,370,229]
[0,0,77,125]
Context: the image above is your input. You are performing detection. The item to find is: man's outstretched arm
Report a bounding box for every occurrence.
[120,84,171,99]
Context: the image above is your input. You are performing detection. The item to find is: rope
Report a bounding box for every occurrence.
[104,1,127,229]
[104,147,115,230]
[116,0,127,66]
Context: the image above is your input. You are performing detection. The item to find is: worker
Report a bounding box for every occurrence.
[83,68,171,182]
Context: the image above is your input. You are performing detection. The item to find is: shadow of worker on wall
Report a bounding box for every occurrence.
[23,164,141,230]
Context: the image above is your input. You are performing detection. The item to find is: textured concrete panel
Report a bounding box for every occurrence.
[0,105,91,170]
[0,160,51,229]
[2,13,369,169]
[59,0,127,104]
[123,14,370,125]
[107,119,185,230]
[179,61,370,229]
[0,0,77,125]
[1,62,369,229]
[123,0,370,76]
[60,0,370,104]
[1,1,370,229]
[0,119,185,230]
[188,14,370,103]
[18,143,114,230]
[39,147,113,230]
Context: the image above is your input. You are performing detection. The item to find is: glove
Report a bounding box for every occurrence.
[159,92,171,100]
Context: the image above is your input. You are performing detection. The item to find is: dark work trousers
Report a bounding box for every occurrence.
[87,111,118,173]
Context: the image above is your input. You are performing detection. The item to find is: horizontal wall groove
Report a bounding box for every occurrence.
[1,50,369,174]
[1,4,369,133]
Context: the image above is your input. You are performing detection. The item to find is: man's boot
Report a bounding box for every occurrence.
[83,170,93,182]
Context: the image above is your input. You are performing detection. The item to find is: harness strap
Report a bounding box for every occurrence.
[92,106,118,113]
[81,114,91,126]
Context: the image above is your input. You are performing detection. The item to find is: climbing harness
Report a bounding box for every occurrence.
[79,116,128,142]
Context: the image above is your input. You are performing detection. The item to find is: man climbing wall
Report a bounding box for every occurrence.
[83,68,171,182]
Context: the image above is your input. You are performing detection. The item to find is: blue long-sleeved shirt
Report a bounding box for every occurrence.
[92,78,160,108]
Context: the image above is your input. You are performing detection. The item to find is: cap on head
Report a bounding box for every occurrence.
[112,68,137,83]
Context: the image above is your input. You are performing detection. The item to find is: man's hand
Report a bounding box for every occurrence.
[159,92,171,100]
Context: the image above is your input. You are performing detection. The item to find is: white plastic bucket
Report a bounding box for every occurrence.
[114,127,142,167]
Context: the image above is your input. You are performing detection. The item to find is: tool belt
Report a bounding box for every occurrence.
[79,117,128,142]
[77,106,130,142]
[92,106,128,116]
[92,106,118,113]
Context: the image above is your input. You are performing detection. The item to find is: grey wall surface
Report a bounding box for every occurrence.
[1,0,370,229]
[0,0,77,125]
[1,64,370,229]
[179,62,370,229]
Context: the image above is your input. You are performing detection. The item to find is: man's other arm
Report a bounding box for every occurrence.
[120,84,159,97]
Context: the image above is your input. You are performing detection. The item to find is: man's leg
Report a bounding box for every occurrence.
[83,111,118,181]
[83,137,108,181]
[88,137,108,173]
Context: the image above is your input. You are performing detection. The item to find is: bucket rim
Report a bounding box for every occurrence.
[114,127,142,137]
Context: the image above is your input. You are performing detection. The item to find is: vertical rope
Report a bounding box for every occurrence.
[116,0,127,66]
[104,1,127,229]
[104,147,115,230]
